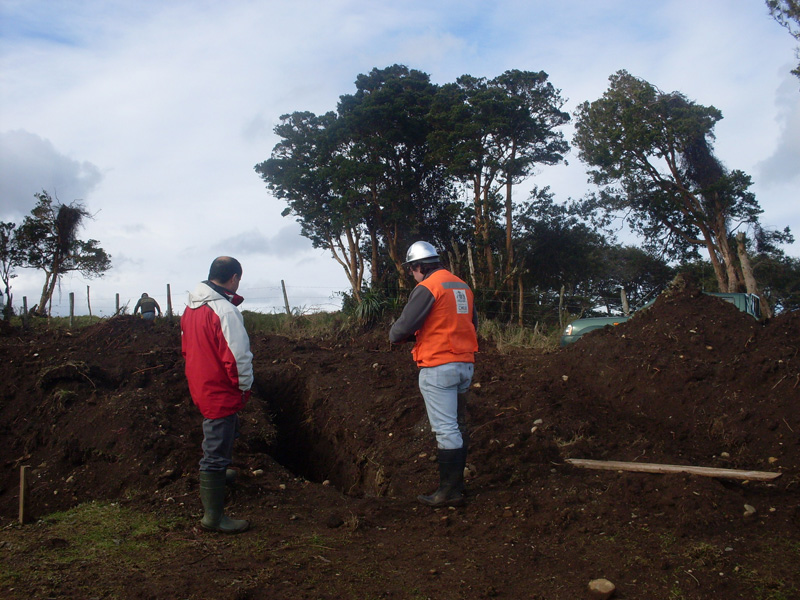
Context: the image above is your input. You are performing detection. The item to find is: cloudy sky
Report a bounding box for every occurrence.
[1,0,798,316]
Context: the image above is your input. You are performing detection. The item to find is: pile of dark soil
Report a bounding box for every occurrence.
[0,281,798,599]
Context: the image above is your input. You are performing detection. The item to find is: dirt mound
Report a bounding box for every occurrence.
[0,285,798,599]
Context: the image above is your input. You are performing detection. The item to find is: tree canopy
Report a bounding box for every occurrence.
[256,65,570,303]
[573,70,778,302]
[0,221,22,320]
[767,0,800,81]
[14,191,111,315]
[255,66,459,297]
[428,70,570,289]
[256,65,794,322]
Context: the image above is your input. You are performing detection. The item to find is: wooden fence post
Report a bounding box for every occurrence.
[87,285,92,318]
[69,292,75,328]
[166,284,173,319]
[116,293,120,315]
[22,296,29,328]
[281,280,291,316]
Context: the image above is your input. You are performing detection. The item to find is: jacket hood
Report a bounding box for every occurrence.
[186,281,244,309]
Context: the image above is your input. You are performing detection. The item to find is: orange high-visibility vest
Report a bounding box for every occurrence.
[412,270,478,367]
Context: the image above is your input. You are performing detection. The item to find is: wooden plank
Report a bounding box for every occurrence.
[19,465,29,524]
[565,458,782,481]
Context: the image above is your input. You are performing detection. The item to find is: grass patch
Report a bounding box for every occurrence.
[0,501,189,598]
[243,309,349,338]
[39,501,186,561]
[478,318,560,352]
[685,541,722,567]
[6,314,107,330]
[732,537,800,600]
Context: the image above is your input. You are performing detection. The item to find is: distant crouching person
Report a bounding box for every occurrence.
[133,293,161,320]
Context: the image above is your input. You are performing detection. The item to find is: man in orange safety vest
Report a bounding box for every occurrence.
[390,241,478,507]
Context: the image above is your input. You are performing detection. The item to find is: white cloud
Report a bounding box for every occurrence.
[0,130,103,218]
[757,72,800,186]
[213,223,312,257]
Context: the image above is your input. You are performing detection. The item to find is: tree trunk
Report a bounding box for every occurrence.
[369,228,379,287]
[327,229,363,302]
[470,174,489,289]
[736,232,772,319]
[505,141,516,280]
[467,242,477,290]
[37,270,54,315]
[482,185,495,289]
[710,205,743,292]
[449,238,463,277]
[700,230,729,292]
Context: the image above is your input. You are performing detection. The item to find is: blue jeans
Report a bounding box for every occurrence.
[141,311,156,321]
[418,362,474,449]
[199,413,239,471]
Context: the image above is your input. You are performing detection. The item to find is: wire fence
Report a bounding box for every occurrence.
[11,283,349,319]
[10,280,626,327]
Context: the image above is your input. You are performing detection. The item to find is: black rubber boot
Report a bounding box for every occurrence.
[417,448,465,507]
[199,470,250,533]
[456,433,469,495]
[456,393,470,495]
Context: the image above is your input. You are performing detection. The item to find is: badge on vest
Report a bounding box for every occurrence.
[453,289,469,314]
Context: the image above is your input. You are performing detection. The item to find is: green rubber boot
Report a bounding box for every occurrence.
[199,470,250,533]
[225,468,238,485]
[417,448,465,508]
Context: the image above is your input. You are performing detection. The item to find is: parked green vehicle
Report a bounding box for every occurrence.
[560,292,761,346]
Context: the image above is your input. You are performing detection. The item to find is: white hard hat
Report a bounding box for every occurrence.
[404,241,439,266]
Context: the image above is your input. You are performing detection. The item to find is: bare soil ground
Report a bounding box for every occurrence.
[0,281,798,599]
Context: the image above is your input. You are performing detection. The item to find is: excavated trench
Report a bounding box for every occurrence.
[253,370,376,496]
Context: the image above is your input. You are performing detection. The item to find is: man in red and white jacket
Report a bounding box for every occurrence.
[181,256,253,533]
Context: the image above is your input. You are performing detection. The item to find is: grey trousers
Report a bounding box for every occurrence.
[199,413,239,471]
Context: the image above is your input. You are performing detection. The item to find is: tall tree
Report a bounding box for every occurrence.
[0,221,23,320]
[428,70,569,289]
[336,65,454,287]
[767,0,800,81]
[491,70,570,283]
[256,66,458,296]
[15,191,111,315]
[430,75,521,288]
[256,111,369,301]
[573,70,777,295]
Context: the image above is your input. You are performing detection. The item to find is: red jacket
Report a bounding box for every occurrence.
[181,281,253,419]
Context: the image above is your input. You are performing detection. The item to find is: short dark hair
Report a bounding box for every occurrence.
[414,260,441,276]
[208,256,242,283]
